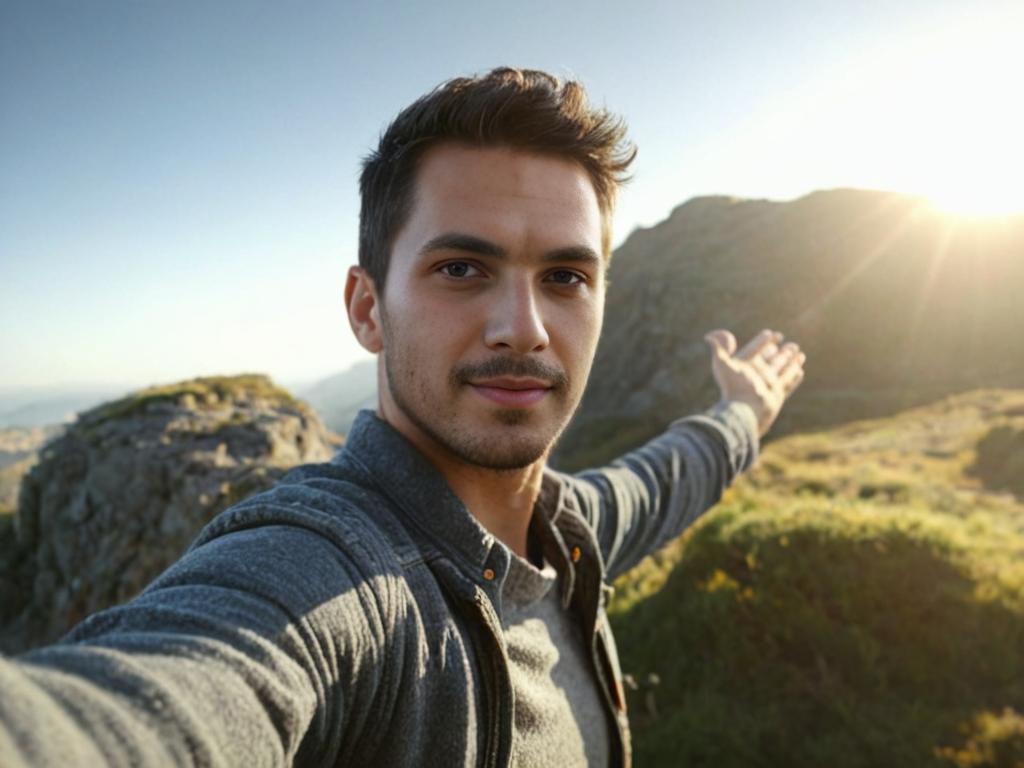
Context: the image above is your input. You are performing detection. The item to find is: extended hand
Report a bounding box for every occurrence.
[704,329,806,437]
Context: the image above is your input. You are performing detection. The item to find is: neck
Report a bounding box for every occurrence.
[377,384,545,559]
[431,458,545,559]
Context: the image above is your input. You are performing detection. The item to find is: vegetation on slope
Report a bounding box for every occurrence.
[610,389,1024,766]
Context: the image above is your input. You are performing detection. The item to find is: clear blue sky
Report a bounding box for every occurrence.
[2,0,1020,393]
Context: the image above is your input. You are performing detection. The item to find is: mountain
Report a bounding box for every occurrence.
[556,189,1024,469]
[0,374,341,654]
[298,359,377,435]
[610,387,1024,765]
[0,389,123,429]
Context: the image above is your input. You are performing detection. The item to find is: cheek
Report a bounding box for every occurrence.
[560,305,603,374]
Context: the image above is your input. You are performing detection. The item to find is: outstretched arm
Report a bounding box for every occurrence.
[0,520,390,768]
[570,329,806,580]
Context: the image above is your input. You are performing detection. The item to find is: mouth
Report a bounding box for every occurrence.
[469,377,553,408]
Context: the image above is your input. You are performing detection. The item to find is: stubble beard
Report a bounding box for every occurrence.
[382,331,576,472]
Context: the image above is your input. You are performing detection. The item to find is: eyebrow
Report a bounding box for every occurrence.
[419,231,602,265]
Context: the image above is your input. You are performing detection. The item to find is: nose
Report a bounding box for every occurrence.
[483,278,550,354]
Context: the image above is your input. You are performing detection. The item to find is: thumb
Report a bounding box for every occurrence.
[704,329,737,360]
[705,330,740,398]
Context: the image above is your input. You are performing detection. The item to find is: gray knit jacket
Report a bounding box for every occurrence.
[0,403,759,767]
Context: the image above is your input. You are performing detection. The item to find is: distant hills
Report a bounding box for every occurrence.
[0,388,123,430]
[296,359,376,435]
[555,189,1024,468]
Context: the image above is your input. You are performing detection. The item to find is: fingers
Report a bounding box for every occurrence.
[737,329,783,361]
[746,334,806,394]
[707,328,806,396]
[767,342,801,374]
[778,351,806,392]
[749,354,779,387]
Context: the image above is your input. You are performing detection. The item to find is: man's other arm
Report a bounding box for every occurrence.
[569,328,806,580]
[0,518,395,767]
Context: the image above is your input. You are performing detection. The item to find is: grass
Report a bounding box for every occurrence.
[609,389,1024,766]
[80,374,307,426]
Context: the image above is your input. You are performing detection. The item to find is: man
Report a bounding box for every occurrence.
[0,68,804,767]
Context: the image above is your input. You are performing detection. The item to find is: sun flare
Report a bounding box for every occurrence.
[927,183,1024,219]
[748,7,1024,220]
[887,13,1024,219]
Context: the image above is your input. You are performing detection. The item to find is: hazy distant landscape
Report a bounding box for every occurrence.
[3,188,1023,764]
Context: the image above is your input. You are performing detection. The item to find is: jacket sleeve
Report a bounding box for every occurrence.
[0,519,393,767]
[568,400,760,581]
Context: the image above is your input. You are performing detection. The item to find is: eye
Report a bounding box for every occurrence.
[439,261,482,278]
[545,269,586,285]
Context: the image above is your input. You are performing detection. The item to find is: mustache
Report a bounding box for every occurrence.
[451,357,569,389]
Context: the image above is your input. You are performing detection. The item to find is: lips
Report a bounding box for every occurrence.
[469,377,552,408]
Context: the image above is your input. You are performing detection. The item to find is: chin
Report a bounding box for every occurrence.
[443,421,556,471]
[413,404,559,470]
[383,361,572,471]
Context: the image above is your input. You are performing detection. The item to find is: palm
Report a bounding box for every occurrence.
[704,329,806,437]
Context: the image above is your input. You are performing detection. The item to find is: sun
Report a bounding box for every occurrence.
[927,180,1024,219]
[753,6,1024,220]
[895,13,1024,219]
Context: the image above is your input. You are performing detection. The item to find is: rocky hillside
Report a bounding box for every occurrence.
[557,190,1024,469]
[611,388,1024,766]
[0,374,340,654]
[0,425,63,514]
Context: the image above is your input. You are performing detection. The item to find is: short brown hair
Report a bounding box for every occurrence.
[358,67,636,290]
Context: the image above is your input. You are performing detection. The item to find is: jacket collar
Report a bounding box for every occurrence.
[334,409,591,607]
[336,410,510,599]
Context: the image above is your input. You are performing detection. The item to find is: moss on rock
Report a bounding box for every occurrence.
[81,374,308,426]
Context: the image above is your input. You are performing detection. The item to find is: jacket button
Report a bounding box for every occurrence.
[483,568,496,581]
[571,546,582,563]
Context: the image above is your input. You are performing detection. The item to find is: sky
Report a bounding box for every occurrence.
[2,0,1021,396]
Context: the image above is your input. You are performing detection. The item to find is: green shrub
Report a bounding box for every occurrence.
[970,426,1024,499]
[936,708,1024,767]
[610,501,1024,767]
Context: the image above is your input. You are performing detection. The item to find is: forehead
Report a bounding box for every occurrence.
[402,143,603,250]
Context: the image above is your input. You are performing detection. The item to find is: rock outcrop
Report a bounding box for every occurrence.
[0,374,340,654]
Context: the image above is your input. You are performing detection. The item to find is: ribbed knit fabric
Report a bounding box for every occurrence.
[501,548,611,767]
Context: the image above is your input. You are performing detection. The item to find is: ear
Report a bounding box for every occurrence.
[345,266,384,353]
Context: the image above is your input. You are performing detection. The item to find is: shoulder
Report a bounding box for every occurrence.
[193,459,416,571]
[141,460,423,636]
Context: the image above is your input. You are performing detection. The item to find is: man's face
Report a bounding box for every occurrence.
[376,144,606,470]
